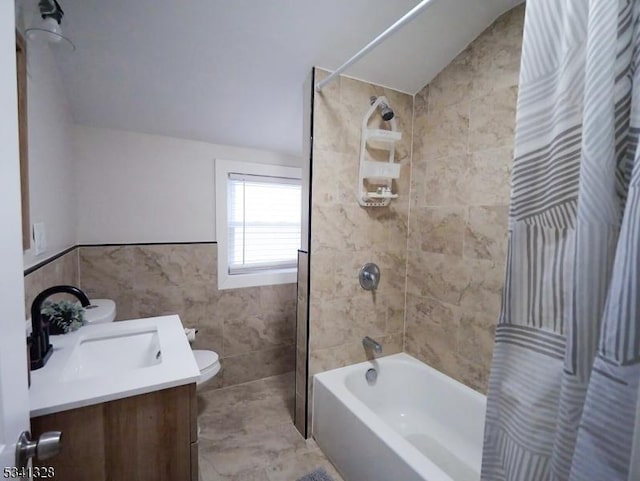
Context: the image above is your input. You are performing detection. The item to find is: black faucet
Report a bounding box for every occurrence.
[30,285,91,370]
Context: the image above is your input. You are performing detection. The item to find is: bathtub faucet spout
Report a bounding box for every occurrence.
[362,336,382,354]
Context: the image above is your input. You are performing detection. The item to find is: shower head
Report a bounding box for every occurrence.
[370,96,395,121]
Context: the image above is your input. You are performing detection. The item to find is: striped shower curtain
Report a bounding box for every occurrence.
[481,1,640,480]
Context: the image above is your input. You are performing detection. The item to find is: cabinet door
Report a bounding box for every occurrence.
[32,384,196,481]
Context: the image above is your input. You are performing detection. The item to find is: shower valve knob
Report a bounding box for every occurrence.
[359,263,380,291]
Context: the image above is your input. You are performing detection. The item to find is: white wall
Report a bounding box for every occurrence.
[73,125,300,244]
[20,6,77,269]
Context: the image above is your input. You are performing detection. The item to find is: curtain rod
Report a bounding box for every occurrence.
[315,0,438,92]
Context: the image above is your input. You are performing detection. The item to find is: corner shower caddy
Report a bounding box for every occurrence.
[358,96,402,207]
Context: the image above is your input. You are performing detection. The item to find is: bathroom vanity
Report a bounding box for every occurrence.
[31,383,197,480]
[28,315,200,481]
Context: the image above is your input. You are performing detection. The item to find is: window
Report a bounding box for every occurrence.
[215,159,302,289]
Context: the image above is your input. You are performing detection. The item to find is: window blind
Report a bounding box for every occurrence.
[227,173,301,274]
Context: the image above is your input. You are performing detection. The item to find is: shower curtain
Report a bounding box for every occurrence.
[481,1,640,480]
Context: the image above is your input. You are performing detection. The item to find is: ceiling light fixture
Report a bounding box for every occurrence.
[25,0,75,52]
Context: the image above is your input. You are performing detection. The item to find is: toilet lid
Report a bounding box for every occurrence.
[193,350,219,371]
[83,299,116,324]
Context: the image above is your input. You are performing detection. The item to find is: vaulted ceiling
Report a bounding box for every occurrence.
[51,0,523,155]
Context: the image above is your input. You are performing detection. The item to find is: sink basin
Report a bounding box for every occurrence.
[30,315,201,417]
[62,328,162,381]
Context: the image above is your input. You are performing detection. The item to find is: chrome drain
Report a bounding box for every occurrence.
[366,368,378,385]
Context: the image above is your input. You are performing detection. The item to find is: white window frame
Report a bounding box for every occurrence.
[215,159,302,290]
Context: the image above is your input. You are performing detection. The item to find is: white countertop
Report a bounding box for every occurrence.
[29,315,200,417]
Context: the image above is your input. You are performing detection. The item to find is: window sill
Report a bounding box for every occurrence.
[217,267,297,290]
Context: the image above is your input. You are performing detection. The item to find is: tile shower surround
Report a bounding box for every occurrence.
[24,244,296,388]
[405,5,524,393]
[307,70,412,389]
[305,5,524,400]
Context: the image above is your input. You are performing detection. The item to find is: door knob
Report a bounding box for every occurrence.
[15,431,62,469]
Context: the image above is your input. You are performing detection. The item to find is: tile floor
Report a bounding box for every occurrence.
[197,372,344,481]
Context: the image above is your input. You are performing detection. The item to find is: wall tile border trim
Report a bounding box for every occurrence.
[24,245,78,276]
[24,241,217,276]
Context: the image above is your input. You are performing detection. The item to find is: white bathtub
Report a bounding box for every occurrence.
[312,353,486,481]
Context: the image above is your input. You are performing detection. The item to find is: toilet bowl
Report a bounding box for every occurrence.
[193,349,221,389]
[82,299,116,325]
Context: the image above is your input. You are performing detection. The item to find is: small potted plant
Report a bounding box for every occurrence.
[41,300,85,335]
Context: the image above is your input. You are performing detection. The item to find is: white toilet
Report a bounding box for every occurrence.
[83,300,221,388]
[83,299,117,324]
[192,349,221,389]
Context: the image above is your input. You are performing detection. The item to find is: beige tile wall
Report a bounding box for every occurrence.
[308,70,412,381]
[24,249,80,316]
[405,5,524,393]
[294,250,309,437]
[78,243,296,388]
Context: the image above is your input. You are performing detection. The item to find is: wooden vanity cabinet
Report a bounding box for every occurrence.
[31,383,198,481]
